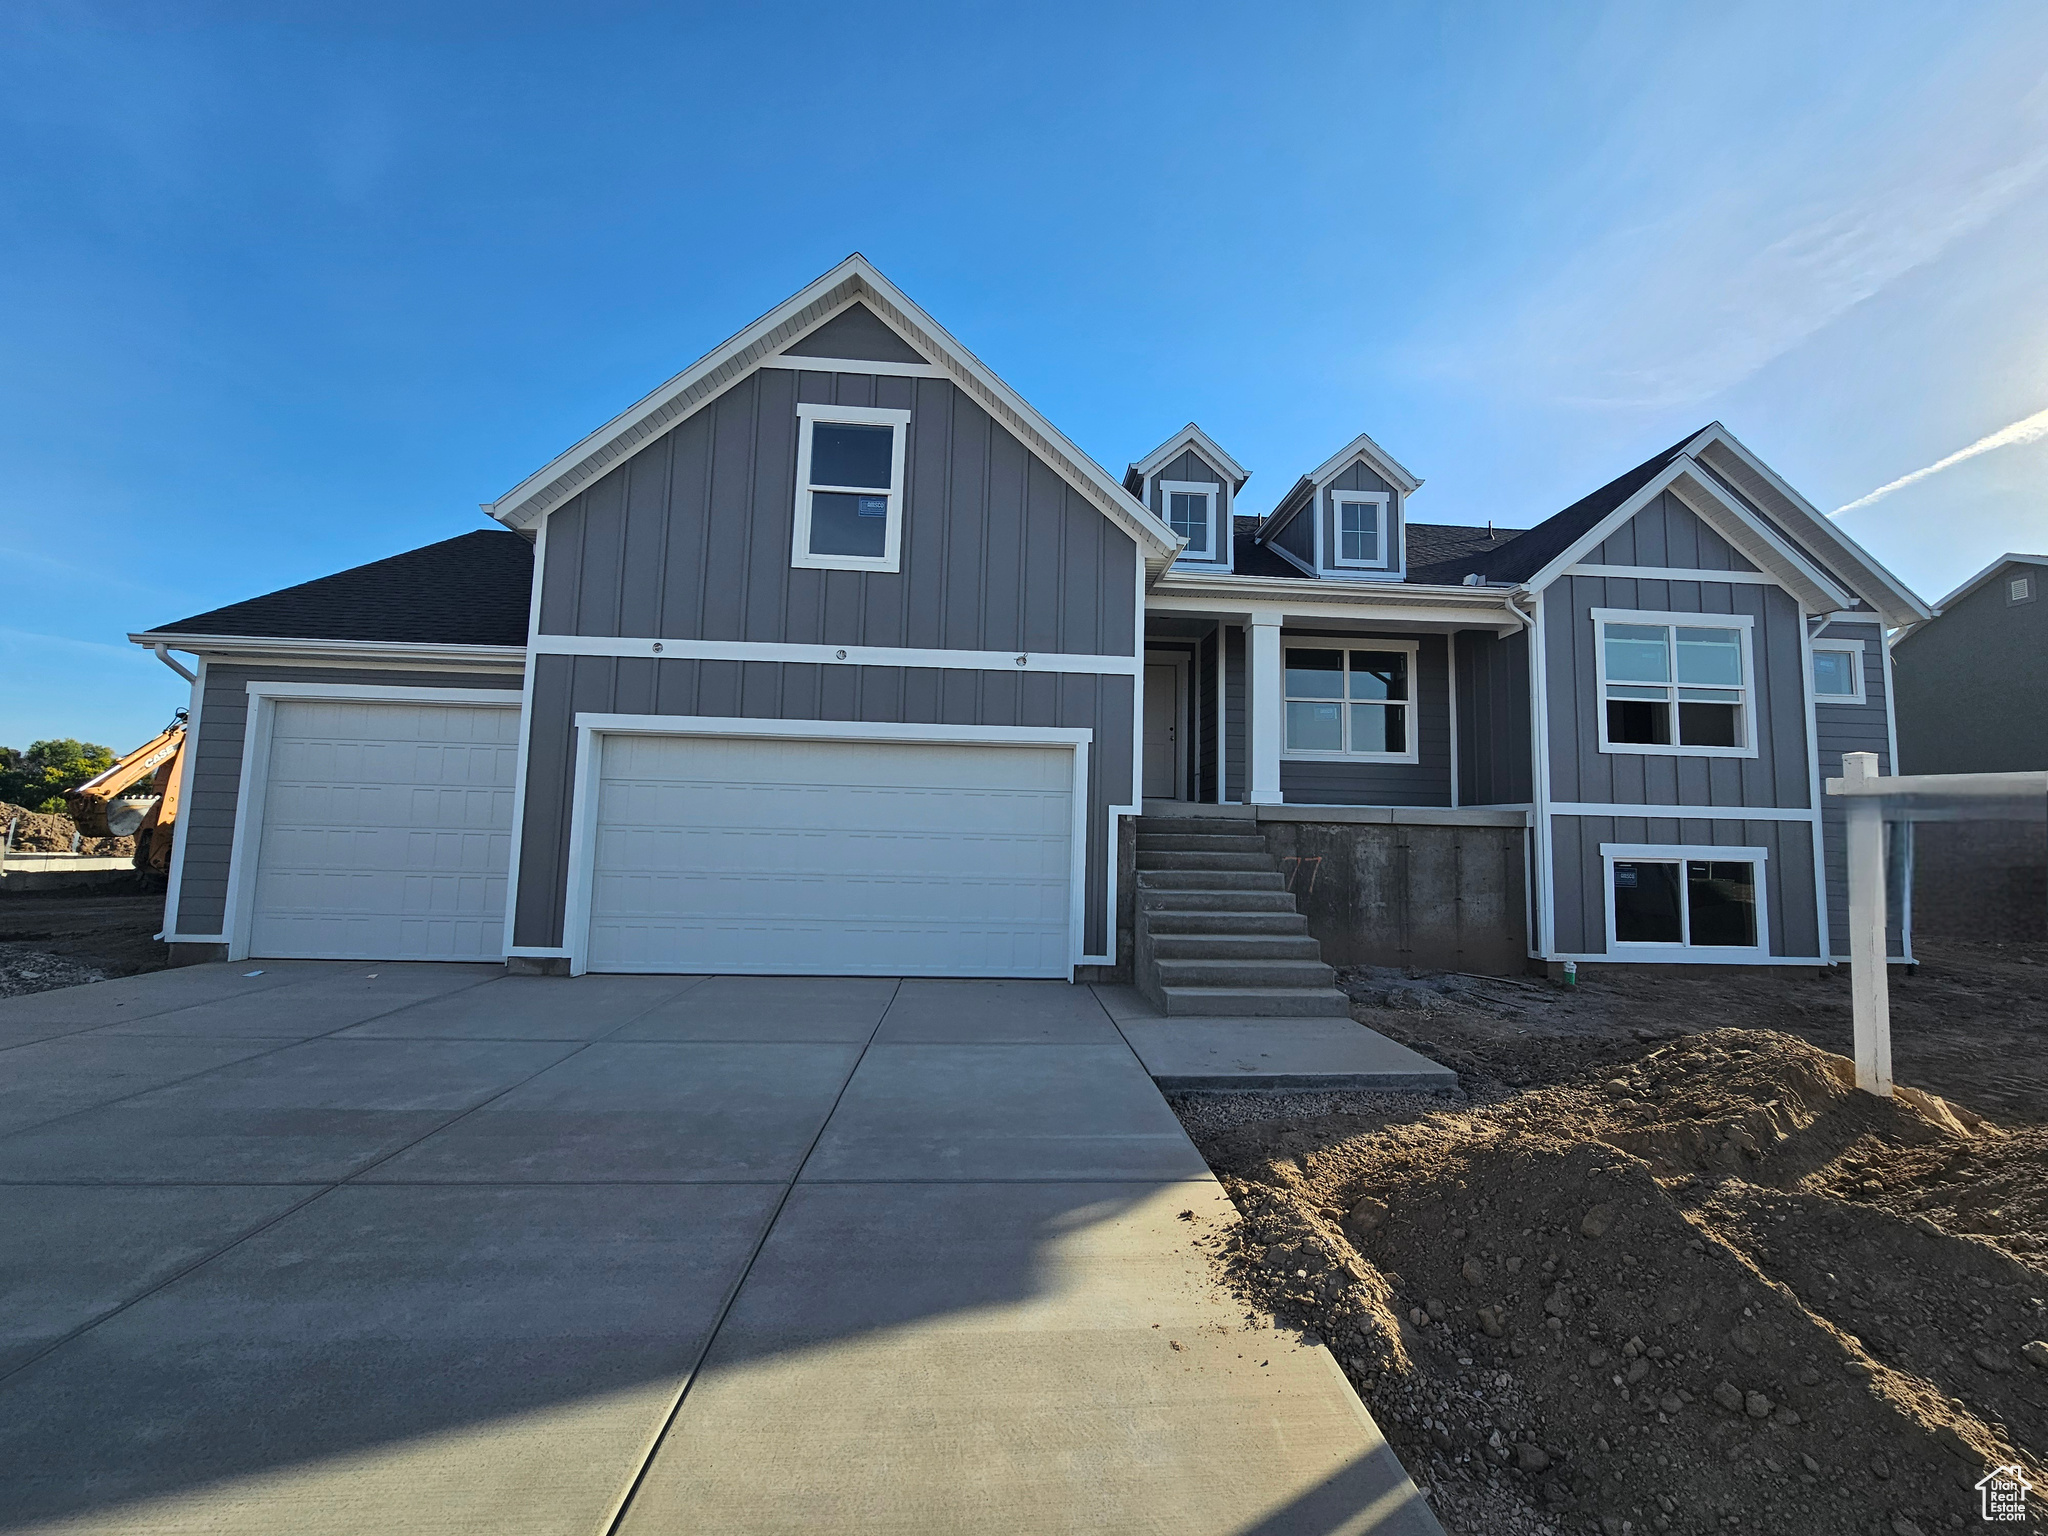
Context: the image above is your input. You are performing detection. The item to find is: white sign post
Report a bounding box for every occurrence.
[1837,751,1893,1098]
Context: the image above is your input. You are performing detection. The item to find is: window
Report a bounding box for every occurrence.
[2011,574,2036,605]
[792,402,911,572]
[1604,844,1767,953]
[1329,492,1388,568]
[1160,480,1221,561]
[1281,642,1417,760]
[1594,609,1755,756]
[1810,639,1865,703]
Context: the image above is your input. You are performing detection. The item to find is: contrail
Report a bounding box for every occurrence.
[1830,404,2048,517]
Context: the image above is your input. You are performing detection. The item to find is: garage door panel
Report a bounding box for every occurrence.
[247,701,518,962]
[587,734,1078,978]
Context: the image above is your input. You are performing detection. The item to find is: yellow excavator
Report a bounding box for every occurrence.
[63,711,187,873]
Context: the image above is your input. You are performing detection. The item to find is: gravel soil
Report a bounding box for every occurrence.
[0,888,167,998]
[1171,941,2048,1536]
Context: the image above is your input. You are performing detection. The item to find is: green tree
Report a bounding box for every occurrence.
[0,739,115,813]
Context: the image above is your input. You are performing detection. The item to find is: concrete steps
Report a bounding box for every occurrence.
[1131,813,1351,1018]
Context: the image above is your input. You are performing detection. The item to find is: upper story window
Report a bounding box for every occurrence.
[792,402,911,573]
[1160,480,1222,562]
[1281,641,1418,762]
[1810,639,1865,703]
[1594,608,1756,757]
[1330,492,1389,568]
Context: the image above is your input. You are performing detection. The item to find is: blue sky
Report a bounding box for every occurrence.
[5,1,2047,750]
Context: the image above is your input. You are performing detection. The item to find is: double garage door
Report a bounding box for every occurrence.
[245,703,1077,977]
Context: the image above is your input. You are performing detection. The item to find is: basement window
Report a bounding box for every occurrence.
[792,403,911,572]
[1605,845,1766,953]
[1595,610,1755,757]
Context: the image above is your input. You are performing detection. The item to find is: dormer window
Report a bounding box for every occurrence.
[1331,492,1388,568]
[1161,480,1222,563]
[792,402,911,573]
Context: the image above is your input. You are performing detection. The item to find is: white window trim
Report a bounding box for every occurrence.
[1810,637,1867,704]
[791,401,911,574]
[1592,606,1758,760]
[1328,490,1390,570]
[560,715,1093,978]
[1159,479,1225,564]
[1279,636,1421,764]
[1600,841,1770,959]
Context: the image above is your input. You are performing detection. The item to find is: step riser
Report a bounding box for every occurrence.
[1148,936,1325,961]
[1153,959,1337,988]
[1135,870,1286,891]
[1159,987,1353,1018]
[1138,890,1300,913]
[1136,818,1258,836]
[1135,851,1277,872]
[1141,911,1311,935]
[1135,835,1272,854]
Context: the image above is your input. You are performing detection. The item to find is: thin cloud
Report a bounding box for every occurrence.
[1830,404,2048,517]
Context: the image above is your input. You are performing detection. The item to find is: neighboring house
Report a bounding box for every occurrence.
[131,255,1932,981]
[1891,553,2048,943]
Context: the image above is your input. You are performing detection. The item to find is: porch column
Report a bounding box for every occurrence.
[1248,612,1283,805]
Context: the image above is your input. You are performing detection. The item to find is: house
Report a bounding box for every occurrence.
[132,255,1932,992]
[1890,552,2048,943]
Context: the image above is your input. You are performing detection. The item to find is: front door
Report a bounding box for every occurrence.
[1143,662,1180,798]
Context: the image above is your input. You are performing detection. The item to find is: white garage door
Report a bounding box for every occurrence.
[246,698,520,961]
[587,733,1077,977]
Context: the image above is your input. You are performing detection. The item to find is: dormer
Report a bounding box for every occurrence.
[1256,431,1422,582]
[1123,423,1249,574]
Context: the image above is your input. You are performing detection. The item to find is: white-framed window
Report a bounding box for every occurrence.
[1593,608,1757,758]
[791,402,912,573]
[1601,843,1769,956]
[1329,491,1389,569]
[1280,638,1419,762]
[1810,638,1866,703]
[1160,479,1222,562]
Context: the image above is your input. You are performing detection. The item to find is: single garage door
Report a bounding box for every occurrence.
[246,698,520,960]
[587,732,1077,977]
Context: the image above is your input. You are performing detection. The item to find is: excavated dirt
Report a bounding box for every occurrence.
[0,800,134,857]
[0,889,167,997]
[1175,999,2048,1535]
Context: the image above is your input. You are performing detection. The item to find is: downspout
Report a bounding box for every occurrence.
[1507,589,1552,961]
[151,644,197,684]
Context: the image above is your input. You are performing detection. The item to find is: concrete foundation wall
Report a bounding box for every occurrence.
[1257,815,1528,974]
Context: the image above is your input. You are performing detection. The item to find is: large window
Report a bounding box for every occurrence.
[1604,844,1766,953]
[1810,639,1865,703]
[1330,492,1388,568]
[1161,480,1220,561]
[1594,609,1755,756]
[1281,642,1416,760]
[792,403,911,572]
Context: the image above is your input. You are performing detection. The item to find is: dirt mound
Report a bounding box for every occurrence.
[0,801,134,857]
[1179,1028,2048,1536]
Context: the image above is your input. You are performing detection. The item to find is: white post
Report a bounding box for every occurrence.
[1248,614,1283,805]
[1841,751,1893,1097]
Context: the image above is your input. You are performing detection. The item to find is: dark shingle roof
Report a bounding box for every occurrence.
[148,530,533,647]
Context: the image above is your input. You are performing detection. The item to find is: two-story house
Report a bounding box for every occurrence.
[133,256,1930,1001]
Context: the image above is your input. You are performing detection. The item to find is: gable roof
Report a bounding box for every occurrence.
[1928,552,2048,613]
[135,531,533,649]
[1124,423,1250,493]
[483,254,1182,571]
[1258,430,1425,546]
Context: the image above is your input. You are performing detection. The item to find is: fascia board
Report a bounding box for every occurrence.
[1519,458,1850,613]
[128,632,528,669]
[1929,552,2048,613]
[483,255,1182,563]
[1149,570,1514,611]
[1692,428,1934,625]
[1129,423,1251,489]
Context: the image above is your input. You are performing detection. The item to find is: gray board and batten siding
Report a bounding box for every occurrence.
[1280,631,1451,807]
[519,359,1142,956]
[1894,560,2048,776]
[170,664,523,938]
[1147,449,1228,565]
[1587,493,1761,572]
[779,301,930,365]
[1812,619,1906,957]
[1453,627,1533,808]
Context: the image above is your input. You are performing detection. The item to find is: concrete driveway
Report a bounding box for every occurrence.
[0,964,1437,1536]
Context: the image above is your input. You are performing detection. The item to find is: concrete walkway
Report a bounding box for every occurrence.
[0,964,1439,1536]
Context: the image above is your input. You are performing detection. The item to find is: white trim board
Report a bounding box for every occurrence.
[222,682,522,962]
[1552,802,1815,822]
[560,714,1095,978]
[531,634,1140,675]
[1564,564,1776,585]
[159,655,208,940]
[131,634,527,672]
[758,355,947,378]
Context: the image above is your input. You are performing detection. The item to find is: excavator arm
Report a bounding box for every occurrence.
[65,714,186,839]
